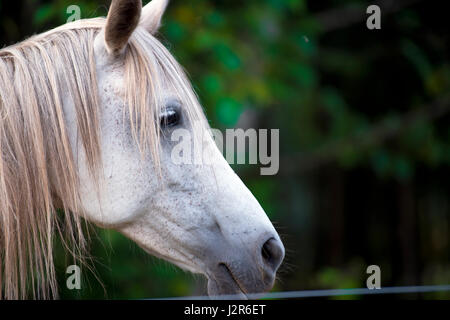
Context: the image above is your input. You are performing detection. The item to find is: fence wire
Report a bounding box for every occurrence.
[150,284,450,300]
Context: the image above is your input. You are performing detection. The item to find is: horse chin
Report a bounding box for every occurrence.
[206,264,248,300]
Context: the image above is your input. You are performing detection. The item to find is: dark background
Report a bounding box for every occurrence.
[1,0,449,299]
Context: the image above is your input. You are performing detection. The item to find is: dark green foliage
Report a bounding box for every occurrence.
[1,0,448,298]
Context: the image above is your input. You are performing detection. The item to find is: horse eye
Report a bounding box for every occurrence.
[160,107,181,128]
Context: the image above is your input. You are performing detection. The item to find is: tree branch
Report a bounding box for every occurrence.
[238,94,450,178]
[281,94,450,175]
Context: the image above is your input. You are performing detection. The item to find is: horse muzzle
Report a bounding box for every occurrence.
[205,235,284,299]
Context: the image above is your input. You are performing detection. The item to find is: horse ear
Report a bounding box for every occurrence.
[140,0,169,34]
[104,0,142,54]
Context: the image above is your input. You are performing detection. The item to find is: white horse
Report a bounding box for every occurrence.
[0,0,284,299]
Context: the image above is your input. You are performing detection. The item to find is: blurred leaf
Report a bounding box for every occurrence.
[34,4,54,25]
[216,97,243,126]
[401,39,432,79]
[214,43,241,71]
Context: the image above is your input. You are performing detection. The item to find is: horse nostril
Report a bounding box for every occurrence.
[261,238,284,272]
[262,243,271,261]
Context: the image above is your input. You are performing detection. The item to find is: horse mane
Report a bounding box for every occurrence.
[0,18,206,299]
